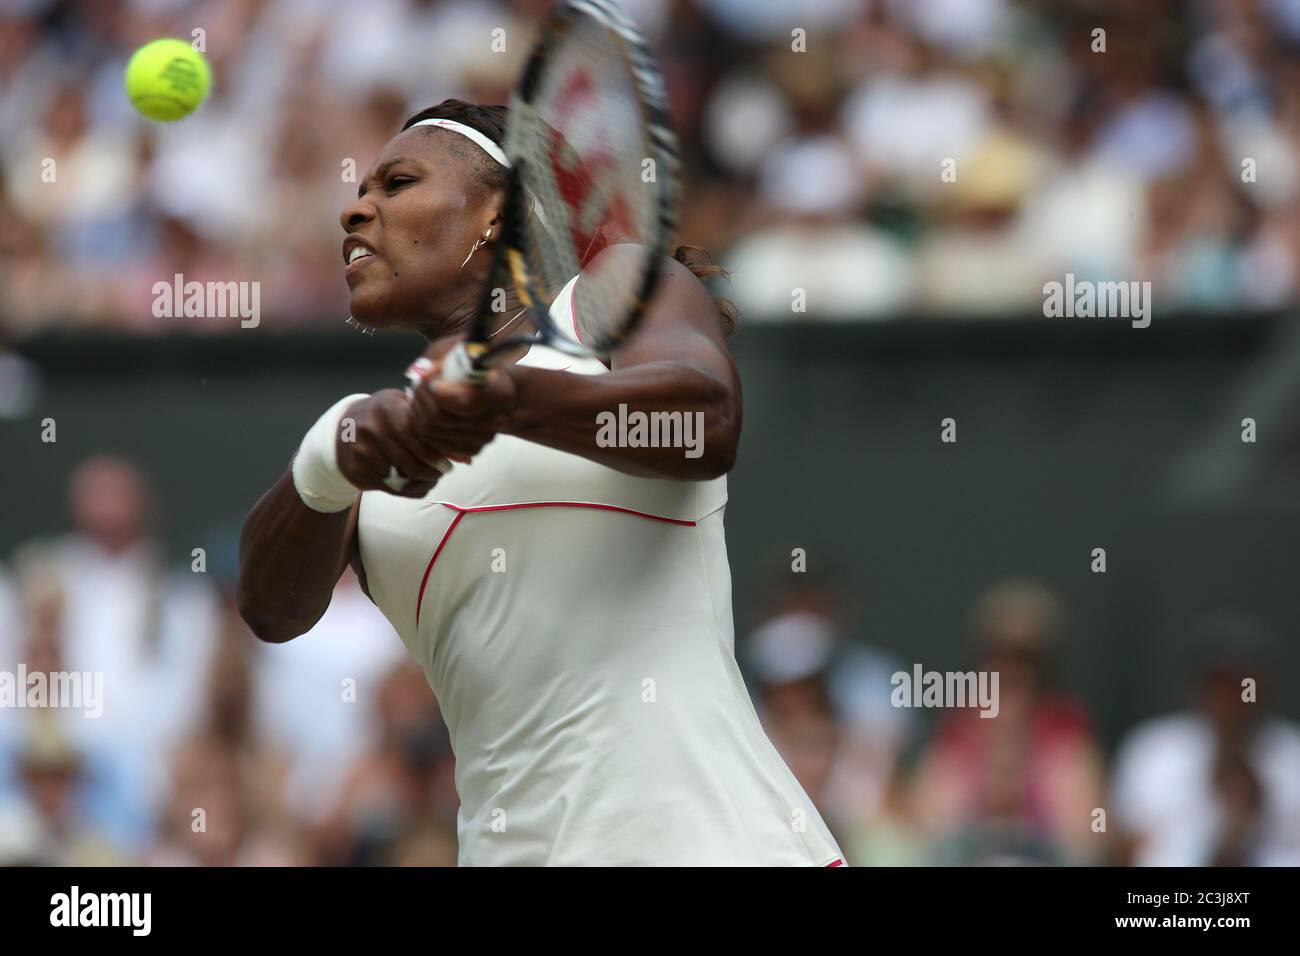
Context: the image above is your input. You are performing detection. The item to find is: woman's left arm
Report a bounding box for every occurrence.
[415,257,742,481]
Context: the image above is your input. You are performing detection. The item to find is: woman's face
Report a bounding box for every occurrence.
[339,127,503,335]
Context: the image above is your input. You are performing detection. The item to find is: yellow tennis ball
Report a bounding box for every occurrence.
[124,39,210,122]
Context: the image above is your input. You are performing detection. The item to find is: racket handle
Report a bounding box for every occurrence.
[386,358,452,490]
[388,341,488,492]
[440,342,489,385]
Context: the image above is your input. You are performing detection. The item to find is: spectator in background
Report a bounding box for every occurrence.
[6,456,220,851]
[911,579,1105,865]
[2,80,138,264]
[148,734,307,866]
[912,119,1054,315]
[1111,614,1300,866]
[743,574,915,861]
[3,718,123,866]
[1018,91,1148,295]
[316,660,458,866]
[254,568,411,826]
[188,518,415,850]
[0,81,140,330]
[839,27,991,201]
[0,608,125,865]
[147,626,307,866]
[723,131,914,320]
[0,164,56,337]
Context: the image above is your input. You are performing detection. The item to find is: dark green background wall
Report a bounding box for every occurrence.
[4,316,1297,745]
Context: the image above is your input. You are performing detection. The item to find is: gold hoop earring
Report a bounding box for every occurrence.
[460,229,494,270]
[460,238,484,270]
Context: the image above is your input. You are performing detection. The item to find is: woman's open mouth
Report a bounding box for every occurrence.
[343,237,378,277]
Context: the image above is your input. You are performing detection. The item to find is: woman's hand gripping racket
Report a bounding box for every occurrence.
[386,0,679,492]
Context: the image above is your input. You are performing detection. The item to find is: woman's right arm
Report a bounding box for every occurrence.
[236,473,359,643]
[236,390,460,643]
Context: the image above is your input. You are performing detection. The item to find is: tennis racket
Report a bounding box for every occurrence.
[389,0,679,488]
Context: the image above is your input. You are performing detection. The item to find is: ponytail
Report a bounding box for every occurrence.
[673,244,738,334]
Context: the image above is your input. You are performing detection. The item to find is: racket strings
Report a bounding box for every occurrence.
[510,12,662,351]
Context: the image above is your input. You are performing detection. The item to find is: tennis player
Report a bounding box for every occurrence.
[237,100,845,866]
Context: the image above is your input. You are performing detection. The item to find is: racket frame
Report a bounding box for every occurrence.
[454,0,680,375]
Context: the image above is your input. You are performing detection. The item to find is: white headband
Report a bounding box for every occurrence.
[408,118,509,167]
[408,116,552,233]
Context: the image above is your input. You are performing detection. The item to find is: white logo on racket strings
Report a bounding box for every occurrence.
[595,404,703,459]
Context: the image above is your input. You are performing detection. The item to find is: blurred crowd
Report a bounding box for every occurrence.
[5,0,1300,337]
[745,576,1300,866]
[2,454,1298,866]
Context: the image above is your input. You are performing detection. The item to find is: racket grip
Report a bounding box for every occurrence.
[390,358,452,488]
[440,342,489,385]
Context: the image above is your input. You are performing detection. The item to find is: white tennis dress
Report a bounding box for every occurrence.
[356,282,844,866]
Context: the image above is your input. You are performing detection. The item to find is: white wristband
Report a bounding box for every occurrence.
[291,393,371,513]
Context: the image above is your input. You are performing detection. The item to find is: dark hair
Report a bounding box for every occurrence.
[401,99,738,333]
[672,243,738,334]
[401,99,509,195]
